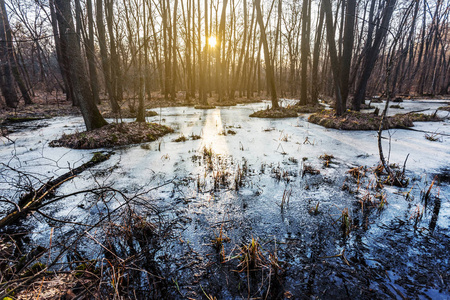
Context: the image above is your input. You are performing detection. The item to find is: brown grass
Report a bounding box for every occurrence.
[250,107,298,118]
[292,104,325,113]
[308,110,441,130]
[49,122,173,149]
[102,110,157,119]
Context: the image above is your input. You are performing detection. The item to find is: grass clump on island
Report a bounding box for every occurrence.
[250,102,325,118]
[308,110,440,130]
[194,104,216,109]
[250,107,298,118]
[102,109,158,119]
[50,122,173,149]
[292,104,325,113]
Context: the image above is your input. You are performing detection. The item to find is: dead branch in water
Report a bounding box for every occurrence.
[0,151,113,228]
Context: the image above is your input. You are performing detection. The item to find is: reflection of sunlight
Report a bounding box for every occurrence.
[200,109,229,155]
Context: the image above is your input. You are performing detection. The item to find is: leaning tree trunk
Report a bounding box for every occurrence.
[255,0,278,109]
[322,0,343,115]
[53,0,107,131]
[352,0,397,111]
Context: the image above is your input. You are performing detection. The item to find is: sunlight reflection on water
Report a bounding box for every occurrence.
[199,109,229,155]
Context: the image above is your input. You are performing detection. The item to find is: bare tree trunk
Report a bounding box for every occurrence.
[53,0,107,131]
[230,0,249,100]
[147,0,163,94]
[137,0,146,123]
[0,0,32,105]
[311,3,324,104]
[171,0,178,101]
[340,0,356,108]
[0,0,18,108]
[96,0,119,113]
[49,0,73,103]
[198,0,207,105]
[353,0,397,111]
[255,0,278,108]
[85,0,100,105]
[217,0,228,102]
[105,0,123,108]
[300,0,310,105]
[322,0,343,115]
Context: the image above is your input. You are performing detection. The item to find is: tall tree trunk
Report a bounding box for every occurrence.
[217,0,228,102]
[340,0,356,108]
[311,3,324,104]
[49,0,73,103]
[300,0,310,105]
[352,0,397,111]
[171,0,178,101]
[0,0,17,108]
[53,0,107,131]
[322,0,343,115]
[96,0,119,113]
[162,0,169,99]
[105,0,122,109]
[0,0,32,105]
[85,0,100,105]
[137,0,146,123]
[183,0,192,101]
[254,0,278,108]
[230,0,249,100]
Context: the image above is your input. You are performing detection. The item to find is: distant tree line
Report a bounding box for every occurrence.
[0,0,449,126]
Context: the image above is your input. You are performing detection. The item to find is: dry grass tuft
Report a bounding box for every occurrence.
[49,122,173,149]
[308,110,441,130]
[250,107,298,118]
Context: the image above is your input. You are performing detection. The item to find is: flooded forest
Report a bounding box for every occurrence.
[0,0,449,299]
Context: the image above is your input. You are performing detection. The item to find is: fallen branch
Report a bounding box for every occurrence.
[0,151,113,229]
[390,126,450,137]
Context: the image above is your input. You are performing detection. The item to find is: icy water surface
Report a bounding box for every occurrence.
[1,99,449,299]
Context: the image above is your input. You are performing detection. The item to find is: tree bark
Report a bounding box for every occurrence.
[353,0,397,111]
[0,0,32,105]
[85,0,101,105]
[49,0,73,103]
[53,0,107,131]
[311,3,324,104]
[105,0,122,110]
[300,0,310,105]
[322,0,343,115]
[0,0,18,108]
[339,0,356,109]
[255,0,278,108]
[96,0,120,113]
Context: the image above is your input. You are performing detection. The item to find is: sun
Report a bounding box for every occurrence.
[208,36,217,47]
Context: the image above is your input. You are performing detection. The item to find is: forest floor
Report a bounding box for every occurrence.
[0,91,265,124]
[0,96,449,299]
